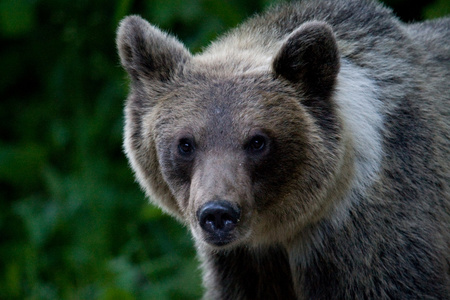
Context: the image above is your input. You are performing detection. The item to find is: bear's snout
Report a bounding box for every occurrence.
[197,200,241,246]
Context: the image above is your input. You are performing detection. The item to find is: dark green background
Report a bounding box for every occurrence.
[1,0,448,298]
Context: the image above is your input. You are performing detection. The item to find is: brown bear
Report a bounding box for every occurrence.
[116,0,450,298]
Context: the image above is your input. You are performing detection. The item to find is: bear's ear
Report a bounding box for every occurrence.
[116,15,191,82]
[273,21,340,97]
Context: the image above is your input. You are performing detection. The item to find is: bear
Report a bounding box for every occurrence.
[116,0,450,299]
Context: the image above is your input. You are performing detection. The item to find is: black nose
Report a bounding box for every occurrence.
[197,201,241,234]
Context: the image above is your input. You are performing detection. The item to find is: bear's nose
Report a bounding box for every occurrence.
[197,200,240,234]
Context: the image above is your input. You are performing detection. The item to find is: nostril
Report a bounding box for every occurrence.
[205,214,216,223]
[221,213,234,228]
[197,200,240,233]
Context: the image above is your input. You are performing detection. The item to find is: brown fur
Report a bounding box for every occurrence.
[117,0,449,298]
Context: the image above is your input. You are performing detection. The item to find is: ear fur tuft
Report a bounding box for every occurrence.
[116,15,191,82]
[273,21,340,97]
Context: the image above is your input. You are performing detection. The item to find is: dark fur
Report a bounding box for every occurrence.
[117,0,450,299]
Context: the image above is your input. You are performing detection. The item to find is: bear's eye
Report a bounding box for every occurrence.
[178,138,195,155]
[248,135,266,152]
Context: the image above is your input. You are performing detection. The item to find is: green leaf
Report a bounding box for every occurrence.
[0,0,36,37]
[0,143,47,189]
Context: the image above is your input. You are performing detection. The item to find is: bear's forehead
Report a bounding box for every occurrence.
[168,80,262,139]
[156,72,303,123]
[153,74,304,146]
[172,71,297,109]
[159,76,264,117]
[184,75,262,100]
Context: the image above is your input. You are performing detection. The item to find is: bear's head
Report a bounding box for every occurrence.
[117,16,349,249]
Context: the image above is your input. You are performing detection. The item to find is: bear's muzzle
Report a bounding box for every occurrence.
[197,200,241,246]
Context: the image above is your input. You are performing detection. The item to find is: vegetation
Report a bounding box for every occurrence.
[1,0,447,298]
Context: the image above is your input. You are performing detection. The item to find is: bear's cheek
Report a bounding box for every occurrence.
[156,146,194,211]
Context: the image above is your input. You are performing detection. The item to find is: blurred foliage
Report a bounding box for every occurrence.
[0,0,448,299]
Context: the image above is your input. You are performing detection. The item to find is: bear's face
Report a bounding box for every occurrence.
[152,73,317,247]
[117,16,344,248]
